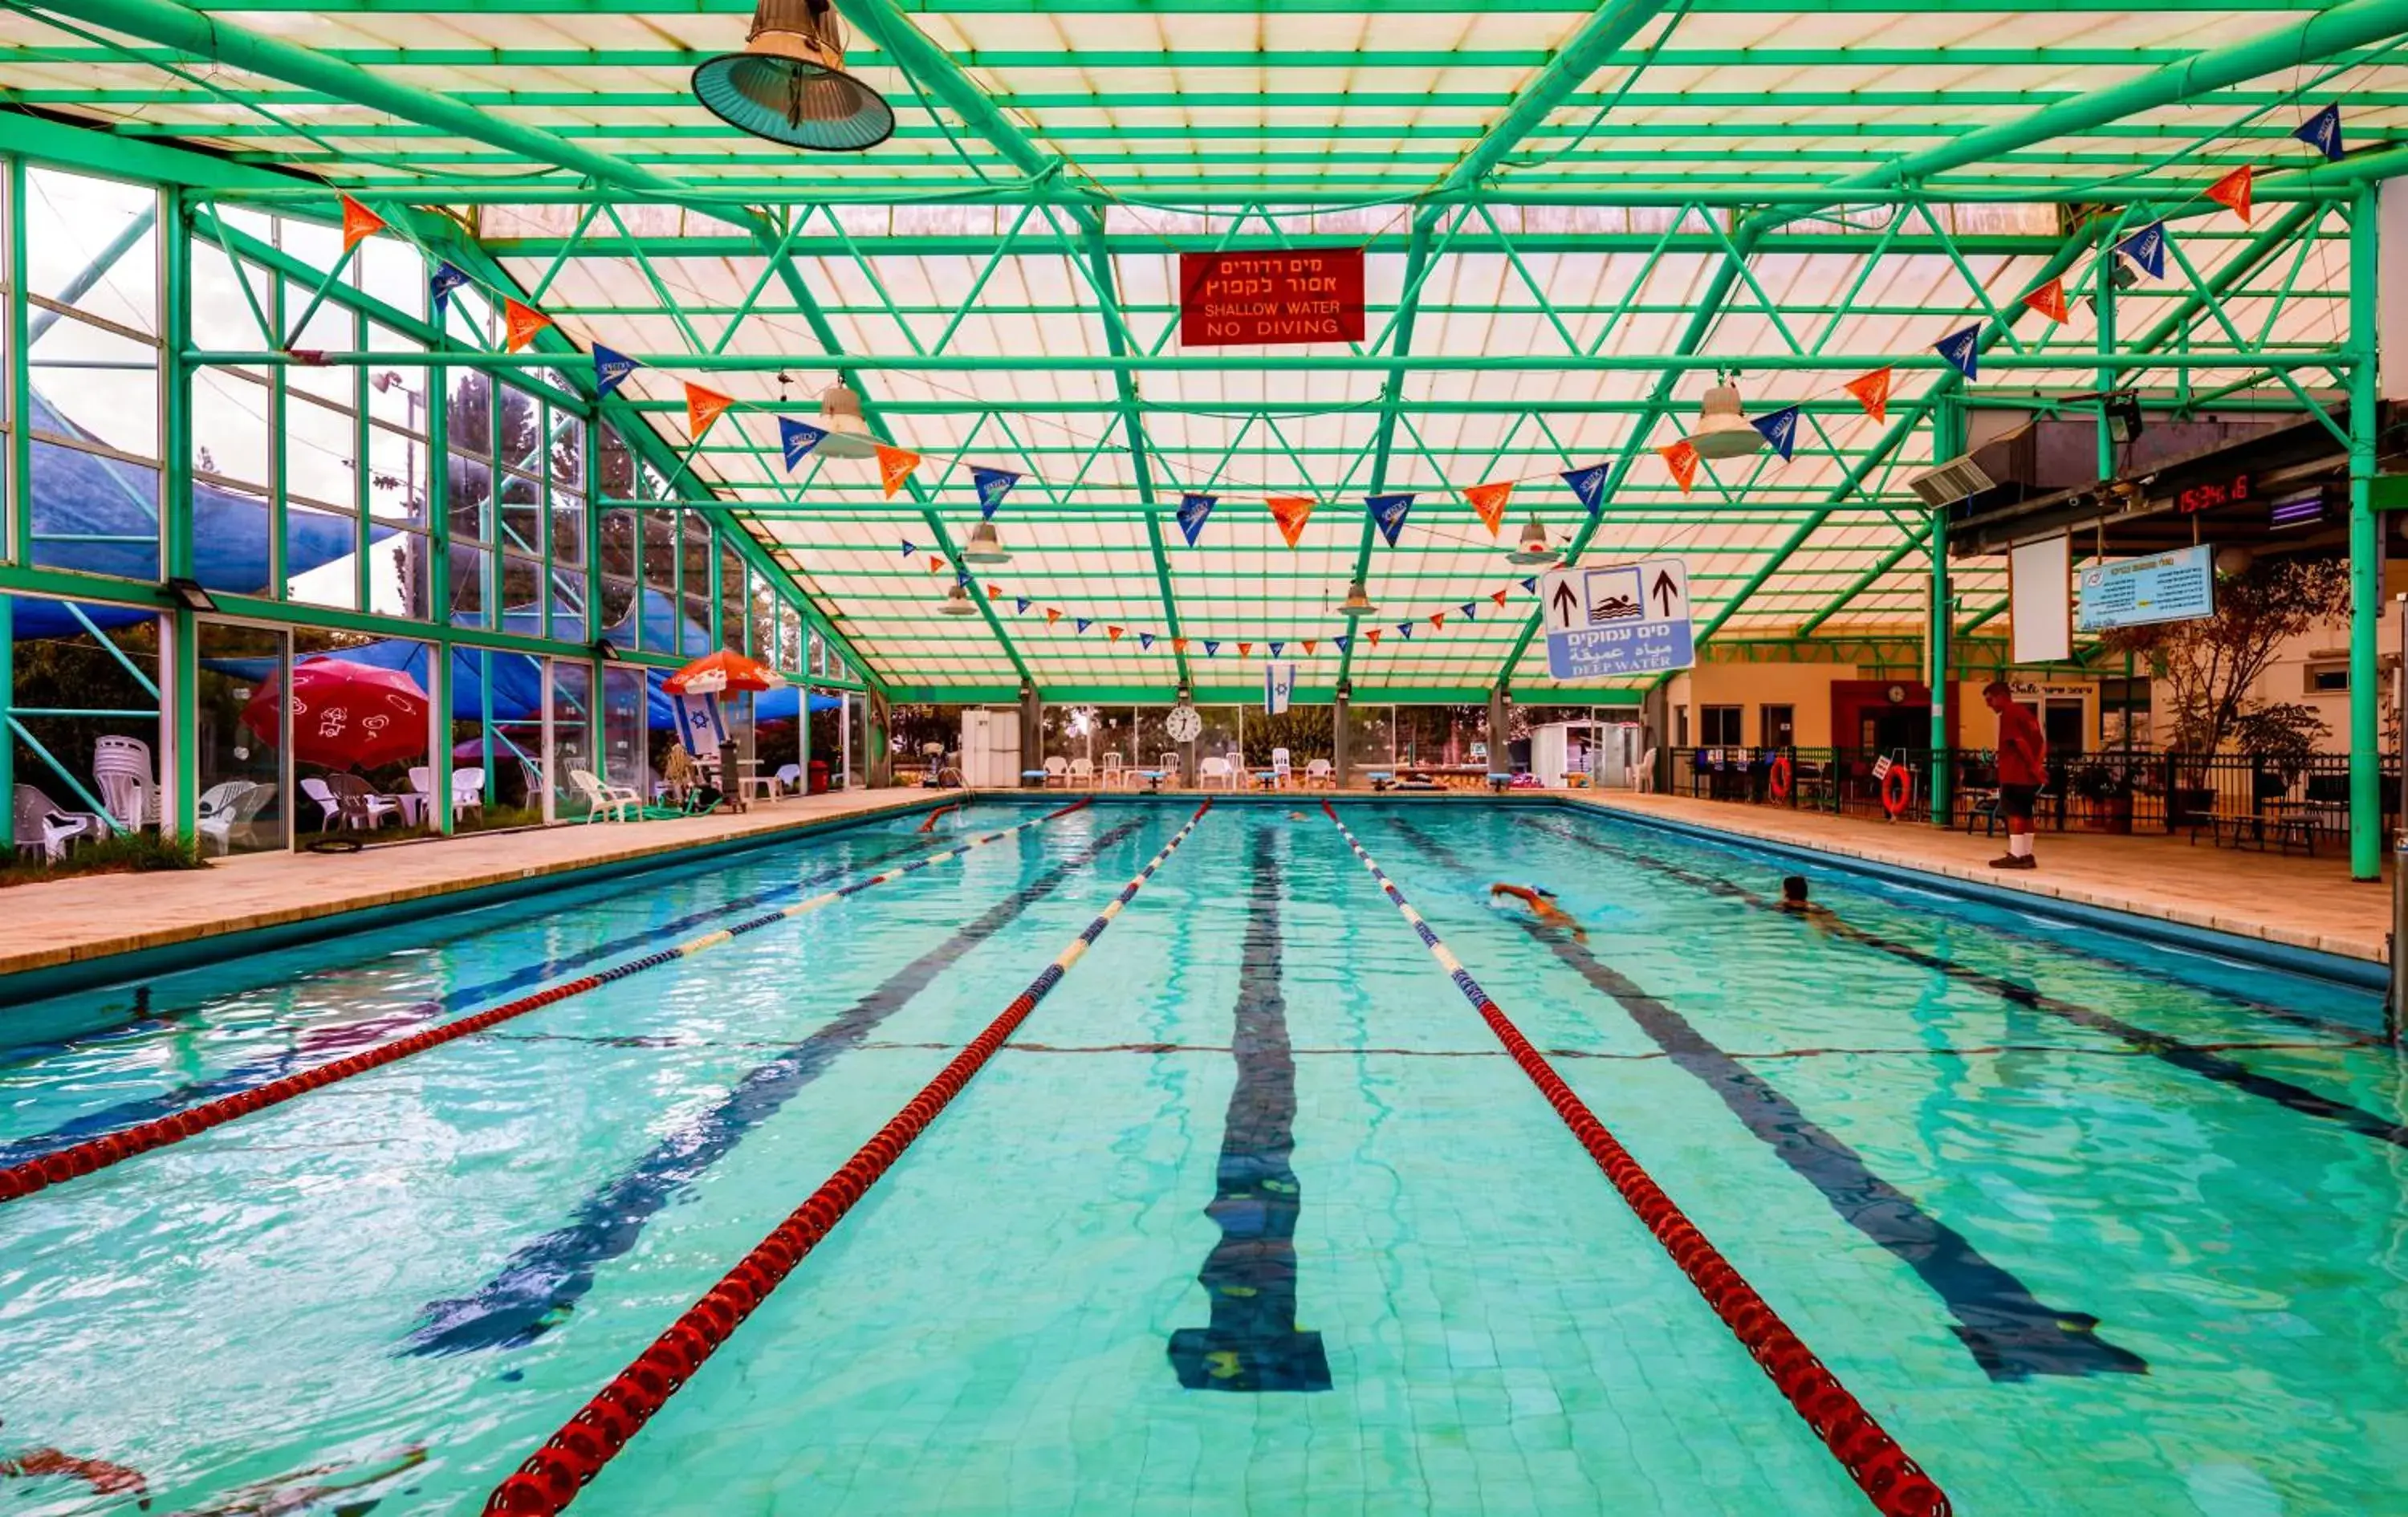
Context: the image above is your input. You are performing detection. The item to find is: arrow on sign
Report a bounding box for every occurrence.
[1550,580,1580,628]
[1651,570,1680,618]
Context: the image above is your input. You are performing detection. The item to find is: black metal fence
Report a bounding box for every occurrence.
[1667,746,2399,851]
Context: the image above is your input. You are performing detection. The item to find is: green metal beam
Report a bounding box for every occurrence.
[1336,215,1437,695]
[1427,0,1680,197]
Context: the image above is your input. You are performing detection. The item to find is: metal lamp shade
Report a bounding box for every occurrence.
[1686,381,1765,462]
[691,0,895,153]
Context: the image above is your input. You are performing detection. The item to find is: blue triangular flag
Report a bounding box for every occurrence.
[1396,622,1414,641]
[2115,221,2167,281]
[429,261,470,315]
[1367,492,1414,547]
[1934,326,1982,380]
[1076,617,1092,634]
[1334,636,1351,653]
[1459,601,1476,620]
[2295,103,2344,161]
[900,539,916,558]
[1560,464,1609,514]
[956,570,970,588]
[1269,641,1285,657]
[970,466,1020,519]
[1204,640,1221,657]
[1015,596,1031,613]
[594,344,640,399]
[1749,405,1802,462]
[1138,632,1155,650]
[1177,492,1218,547]
[1519,577,1537,592]
[779,417,829,473]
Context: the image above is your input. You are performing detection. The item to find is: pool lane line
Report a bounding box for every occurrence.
[1520,818,2408,1152]
[407,811,1149,1355]
[1320,803,1950,1517]
[0,828,962,1166]
[1169,824,1331,1393]
[0,800,1098,1209]
[482,802,1214,1517]
[1386,815,2140,1383]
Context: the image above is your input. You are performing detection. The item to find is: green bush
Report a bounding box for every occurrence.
[0,831,208,889]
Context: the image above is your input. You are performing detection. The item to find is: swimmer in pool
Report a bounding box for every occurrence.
[1490,884,1586,941]
[0,1421,149,1508]
[1775,876,1835,933]
[179,1445,428,1515]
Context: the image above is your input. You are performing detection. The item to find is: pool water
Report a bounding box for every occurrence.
[0,798,2402,1515]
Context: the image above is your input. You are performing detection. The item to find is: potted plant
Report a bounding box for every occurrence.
[2069,756,2134,834]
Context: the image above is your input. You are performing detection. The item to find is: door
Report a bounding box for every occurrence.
[2043,699,2085,760]
[194,620,289,855]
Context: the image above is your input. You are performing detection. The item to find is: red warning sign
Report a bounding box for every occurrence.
[1178,248,1365,347]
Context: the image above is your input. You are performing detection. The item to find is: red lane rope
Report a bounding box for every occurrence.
[1319,801,1950,1517]
[483,800,1214,1516]
[0,799,1098,1210]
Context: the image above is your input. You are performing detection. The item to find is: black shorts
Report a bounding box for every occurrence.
[1999,783,2041,820]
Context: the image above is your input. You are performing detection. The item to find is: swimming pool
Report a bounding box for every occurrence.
[0,796,2399,1515]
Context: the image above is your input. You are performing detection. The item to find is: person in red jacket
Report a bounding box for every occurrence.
[1984,680,2047,870]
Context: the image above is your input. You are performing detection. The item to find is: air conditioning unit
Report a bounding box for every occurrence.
[1908,453,2000,509]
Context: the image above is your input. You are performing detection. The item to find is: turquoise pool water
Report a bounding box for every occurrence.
[0,798,2401,1515]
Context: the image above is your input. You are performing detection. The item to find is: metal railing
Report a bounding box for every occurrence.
[1669,746,2400,848]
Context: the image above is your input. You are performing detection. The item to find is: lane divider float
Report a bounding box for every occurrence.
[0,799,1096,1209]
[1318,802,1950,1517]
[483,800,1213,1515]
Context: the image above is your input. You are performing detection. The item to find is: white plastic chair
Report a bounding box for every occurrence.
[92,735,159,829]
[1629,746,1659,793]
[1271,747,1293,789]
[1068,756,1096,788]
[1304,758,1334,788]
[1043,756,1069,788]
[571,767,641,822]
[452,766,486,821]
[13,783,108,862]
[1199,756,1235,791]
[1101,751,1125,790]
[323,772,401,828]
[775,763,803,795]
[1157,752,1182,787]
[197,780,275,856]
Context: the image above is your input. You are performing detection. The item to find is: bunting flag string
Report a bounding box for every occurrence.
[900,540,916,558]
[1367,493,1414,547]
[2206,165,2254,224]
[1267,495,1316,547]
[1658,438,1700,496]
[1933,325,1982,381]
[875,443,921,499]
[1178,492,1218,547]
[2294,103,2344,161]
[429,261,471,317]
[971,467,1020,519]
[502,298,554,354]
[779,417,828,472]
[2115,221,2168,281]
[683,383,734,441]
[1747,405,1801,462]
[1463,480,1514,537]
[1560,465,1609,515]
[2021,279,2069,324]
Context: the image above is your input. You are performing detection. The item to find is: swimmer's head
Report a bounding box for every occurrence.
[1782,875,1809,905]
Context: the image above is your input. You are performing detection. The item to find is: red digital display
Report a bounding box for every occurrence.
[2176,472,2251,514]
[1179,249,1366,347]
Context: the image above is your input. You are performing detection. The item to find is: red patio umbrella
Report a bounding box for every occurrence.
[662,648,783,697]
[242,658,432,770]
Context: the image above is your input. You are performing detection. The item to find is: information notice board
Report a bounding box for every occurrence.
[1178,249,1366,346]
[2075,543,2217,632]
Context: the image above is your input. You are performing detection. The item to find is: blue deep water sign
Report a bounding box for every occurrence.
[2076,543,2216,633]
[1541,557,1694,681]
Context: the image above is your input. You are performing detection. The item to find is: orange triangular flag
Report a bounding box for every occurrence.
[1043,608,1062,625]
[1430,611,1446,630]
[1266,496,1316,549]
[875,444,920,499]
[1303,640,1318,655]
[684,382,734,441]
[1658,438,1700,495]
[928,556,944,573]
[986,584,1001,600]
[1106,625,1123,643]
[1365,628,1382,647]
[1491,588,1510,608]
[338,194,385,254]
[1845,368,1893,425]
[2022,278,2069,324]
[1238,642,1252,657]
[1173,637,1189,653]
[502,298,553,353]
[2206,165,2254,225]
[1463,480,1515,538]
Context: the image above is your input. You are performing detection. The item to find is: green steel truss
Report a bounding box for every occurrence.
[0,0,2402,705]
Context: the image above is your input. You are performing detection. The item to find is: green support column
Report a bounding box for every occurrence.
[0,594,13,852]
[2349,188,2382,881]
[1928,400,1963,828]
[162,187,200,841]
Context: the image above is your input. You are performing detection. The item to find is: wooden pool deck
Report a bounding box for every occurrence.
[1570,789,2391,966]
[0,789,934,992]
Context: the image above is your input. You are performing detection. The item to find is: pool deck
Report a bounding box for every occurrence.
[1572,789,2391,965]
[0,789,934,990]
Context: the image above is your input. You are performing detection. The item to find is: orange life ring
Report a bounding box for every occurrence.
[1881,764,1910,818]
[1768,754,1794,802]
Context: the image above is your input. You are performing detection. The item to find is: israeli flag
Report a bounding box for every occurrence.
[672,691,727,761]
[1263,661,1297,715]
